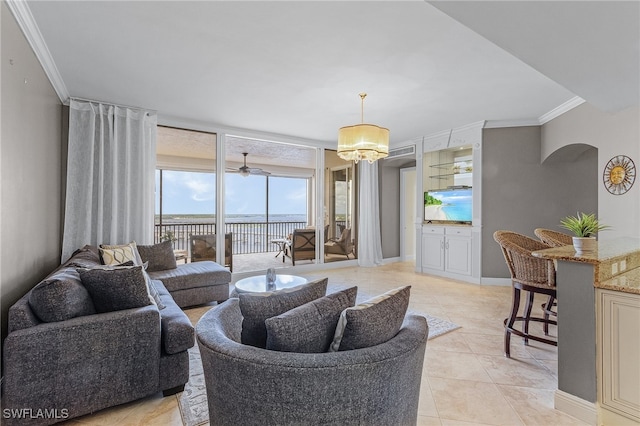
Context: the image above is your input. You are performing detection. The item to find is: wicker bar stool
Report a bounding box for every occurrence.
[533,228,573,334]
[534,228,573,247]
[493,231,557,357]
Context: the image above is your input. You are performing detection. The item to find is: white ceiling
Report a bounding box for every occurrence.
[20,1,639,152]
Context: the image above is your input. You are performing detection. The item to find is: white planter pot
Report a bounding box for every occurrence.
[572,236,597,254]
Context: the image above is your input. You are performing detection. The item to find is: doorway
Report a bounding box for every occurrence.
[400,167,416,261]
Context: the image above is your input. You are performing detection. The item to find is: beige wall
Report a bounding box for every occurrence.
[1,3,63,347]
[542,103,640,240]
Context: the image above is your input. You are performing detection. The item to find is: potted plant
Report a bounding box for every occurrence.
[559,212,609,253]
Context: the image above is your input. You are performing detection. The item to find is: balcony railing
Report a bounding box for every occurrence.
[154,221,306,255]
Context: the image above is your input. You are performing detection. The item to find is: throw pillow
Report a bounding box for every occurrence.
[29,267,96,322]
[238,277,328,348]
[329,285,411,352]
[265,286,357,353]
[99,241,143,266]
[78,265,153,313]
[136,240,177,272]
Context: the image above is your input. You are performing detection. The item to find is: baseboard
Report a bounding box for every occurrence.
[555,390,597,425]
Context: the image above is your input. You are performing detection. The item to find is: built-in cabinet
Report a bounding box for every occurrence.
[416,122,483,283]
[422,226,472,276]
[597,288,640,425]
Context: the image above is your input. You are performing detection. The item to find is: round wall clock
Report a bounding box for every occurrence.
[603,155,636,195]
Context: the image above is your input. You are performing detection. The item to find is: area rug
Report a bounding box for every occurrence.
[178,313,460,426]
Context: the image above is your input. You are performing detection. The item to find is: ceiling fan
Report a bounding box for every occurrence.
[228,152,271,177]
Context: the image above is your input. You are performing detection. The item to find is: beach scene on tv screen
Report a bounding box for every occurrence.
[424,188,472,222]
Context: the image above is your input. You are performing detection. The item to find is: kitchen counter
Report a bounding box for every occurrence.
[532,237,640,294]
[532,237,640,424]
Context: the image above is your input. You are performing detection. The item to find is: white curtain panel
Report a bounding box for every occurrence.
[61,99,157,262]
[357,160,384,267]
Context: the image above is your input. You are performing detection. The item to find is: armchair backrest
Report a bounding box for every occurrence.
[190,233,233,271]
[291,229,316,264]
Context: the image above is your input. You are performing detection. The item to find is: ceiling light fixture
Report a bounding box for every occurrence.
[338,93,389,163]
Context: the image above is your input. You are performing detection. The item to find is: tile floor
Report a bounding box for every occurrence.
[63,262,588,426]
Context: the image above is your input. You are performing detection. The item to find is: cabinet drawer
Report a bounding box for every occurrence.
[423,226,445,235]
[445,227,472,237]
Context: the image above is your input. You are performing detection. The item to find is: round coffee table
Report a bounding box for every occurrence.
[234,274,308,293]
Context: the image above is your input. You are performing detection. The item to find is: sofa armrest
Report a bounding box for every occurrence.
[3,305,161,423]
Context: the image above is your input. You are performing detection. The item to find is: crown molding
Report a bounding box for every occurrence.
[538,96,585,124]
[6,0,69,103]
[484,119,541,128]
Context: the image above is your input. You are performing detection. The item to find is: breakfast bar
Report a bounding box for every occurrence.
[533,238,640,425]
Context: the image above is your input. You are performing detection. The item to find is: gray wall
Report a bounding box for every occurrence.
[481,126,597,278]
[542,103,640,240]
[1,4,63,351]
[379,163,400,258]
[379,159,416,259]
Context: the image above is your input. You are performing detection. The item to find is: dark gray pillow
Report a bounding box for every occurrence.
[330,286,411,351]
[238,277,328,348]
[78,266,153,313]
[136,240,177,272]
[29,267,96,322]
[265,286,357,353]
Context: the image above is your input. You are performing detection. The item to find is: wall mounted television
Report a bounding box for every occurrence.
[424,187,472,224]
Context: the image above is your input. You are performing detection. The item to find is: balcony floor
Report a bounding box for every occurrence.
[182,251,353,273]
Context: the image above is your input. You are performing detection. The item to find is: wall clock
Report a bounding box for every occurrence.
[603,155,636,195]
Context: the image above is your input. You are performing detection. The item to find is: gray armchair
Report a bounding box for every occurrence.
[195,298,428,426]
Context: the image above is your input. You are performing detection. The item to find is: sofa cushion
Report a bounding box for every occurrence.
[147,261,231,292]
[238,277,328,348]
[330,286,411,351]
[29,267,96,322]
[150,280,194,354]
[265,286,357,353]
[78,265,153,313]
[99,241,143,266]
[150,278,166,309]
[137,241,177,272]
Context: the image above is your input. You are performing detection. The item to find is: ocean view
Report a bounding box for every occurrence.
[156,213,308,224]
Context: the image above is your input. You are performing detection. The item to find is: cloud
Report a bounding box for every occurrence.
[180,174,215,202]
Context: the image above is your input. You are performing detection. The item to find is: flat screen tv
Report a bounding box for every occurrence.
[424,188,472,224]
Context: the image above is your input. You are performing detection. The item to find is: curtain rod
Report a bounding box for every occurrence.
[66,96,157,115]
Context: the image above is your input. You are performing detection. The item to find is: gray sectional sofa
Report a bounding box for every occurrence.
[2,244,231,425]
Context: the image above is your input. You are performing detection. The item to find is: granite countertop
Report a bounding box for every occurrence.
[532,237,640,264]
[533,237,640,295]
[598,267,640,295]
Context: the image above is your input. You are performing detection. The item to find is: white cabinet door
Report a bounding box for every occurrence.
[445,235,472,275]
[422,233,444,271]
[598,289,640,424]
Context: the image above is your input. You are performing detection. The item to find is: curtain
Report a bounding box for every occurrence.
[61,99,157,262]
[357,160,384,267]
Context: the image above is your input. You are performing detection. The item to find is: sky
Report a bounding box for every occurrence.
[155,170,307,216]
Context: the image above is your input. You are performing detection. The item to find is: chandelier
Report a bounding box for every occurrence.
[337,93,389,163]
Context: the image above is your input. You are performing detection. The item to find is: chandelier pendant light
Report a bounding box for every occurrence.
[338,93,389,163]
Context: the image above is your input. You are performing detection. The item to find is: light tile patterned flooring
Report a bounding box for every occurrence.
[64,262,588,426]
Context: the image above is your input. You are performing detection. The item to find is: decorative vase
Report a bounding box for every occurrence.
[265,267,276,291]
[572,236,596,254]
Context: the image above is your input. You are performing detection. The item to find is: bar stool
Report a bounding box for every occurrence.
[493,231,557,357]
[534,228,573,334]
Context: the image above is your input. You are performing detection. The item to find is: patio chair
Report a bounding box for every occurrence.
[190,233,233,271]
[324,227,353,259]
[289,229,316,266]
[493,230,557,357]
